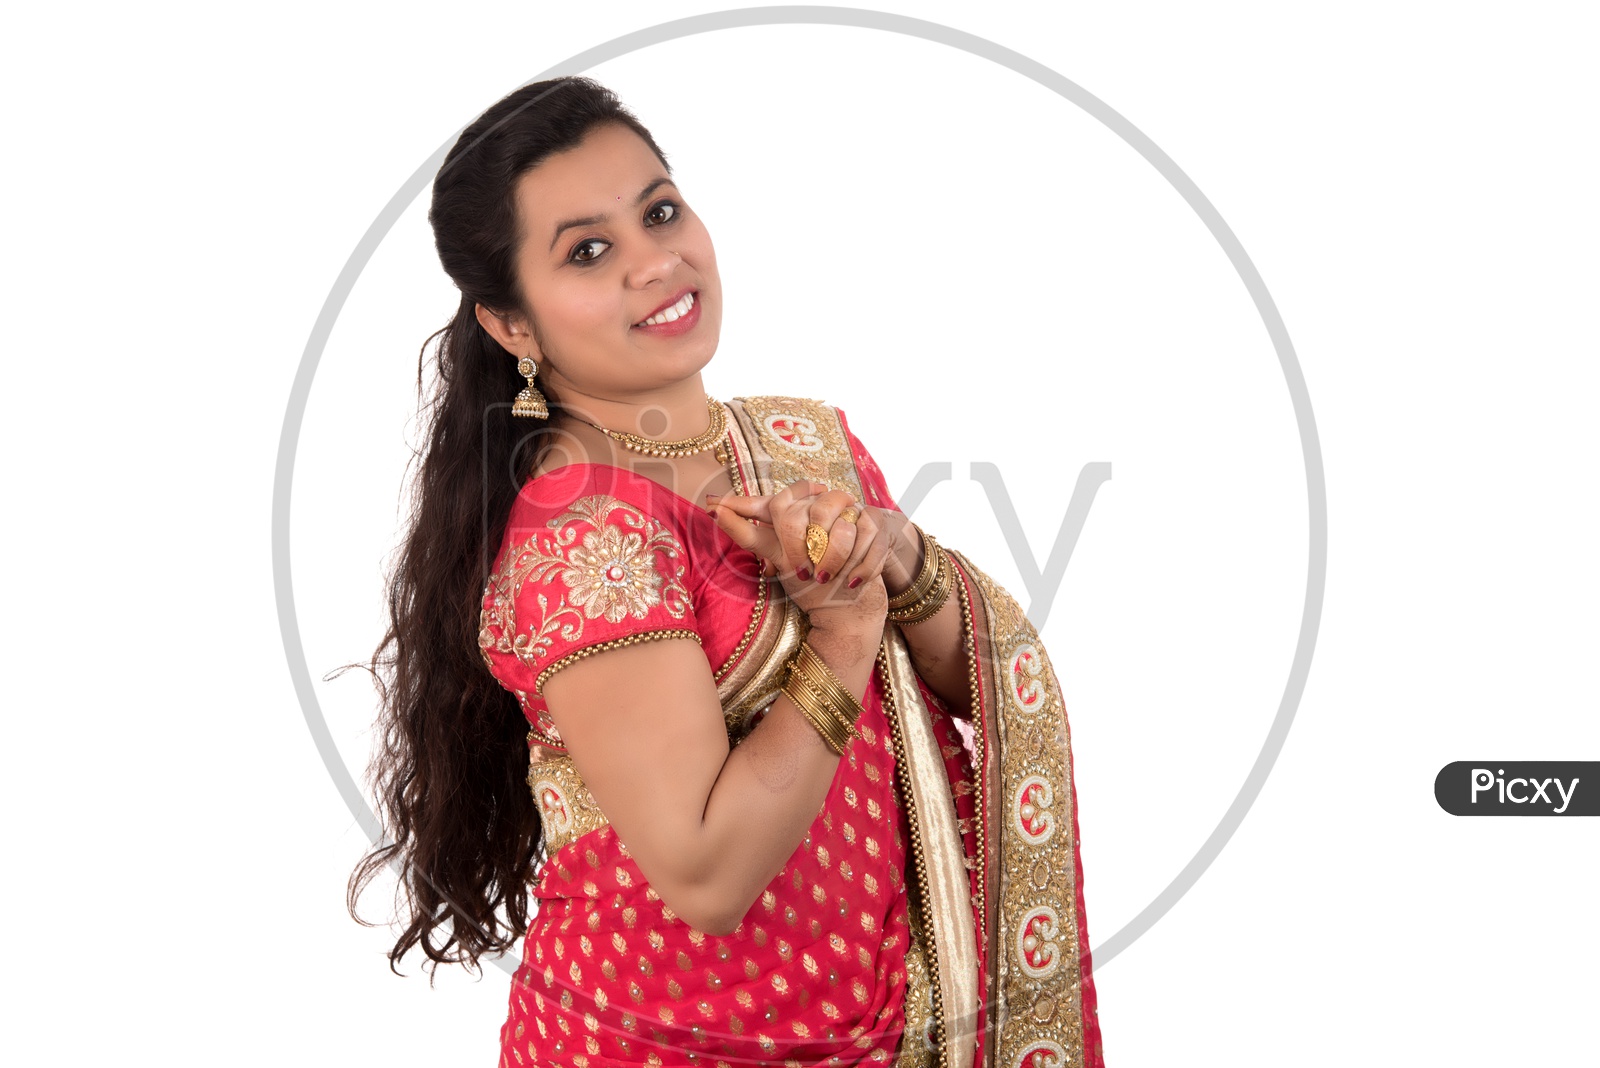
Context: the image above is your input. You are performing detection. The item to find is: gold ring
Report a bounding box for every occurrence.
[805,524,829,566]
[839,507,859,525]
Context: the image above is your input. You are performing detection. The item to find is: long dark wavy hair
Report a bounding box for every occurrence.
[347,77,672,977]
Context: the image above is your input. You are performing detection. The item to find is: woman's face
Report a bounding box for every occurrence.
[504,121,722,404]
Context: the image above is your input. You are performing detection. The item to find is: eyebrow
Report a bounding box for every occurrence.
[548,176,677,252]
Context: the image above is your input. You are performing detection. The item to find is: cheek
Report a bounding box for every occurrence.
[684,218,717,261]
[537,280,620,334]
[692,234,721,283]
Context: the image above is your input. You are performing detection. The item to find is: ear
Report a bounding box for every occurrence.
[474,303,540,360]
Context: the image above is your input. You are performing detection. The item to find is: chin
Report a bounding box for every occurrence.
[674,333,721,375]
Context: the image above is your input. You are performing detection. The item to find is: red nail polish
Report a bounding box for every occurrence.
[848,576,862,589]
[817,571,830,584]
[797,567,811,581]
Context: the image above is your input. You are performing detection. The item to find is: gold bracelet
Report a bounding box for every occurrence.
[888,546,954,625]
[782,667,856,753]
[779,640,863,753]
[787,655,864,748]
[791,642,867,725]
[894,549,952,624]
[887,525,940,611]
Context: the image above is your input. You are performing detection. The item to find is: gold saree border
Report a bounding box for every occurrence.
[709,400,774,693]
[948,548,1087,1068]
[725,396,867,502]
[894,890,940,1068]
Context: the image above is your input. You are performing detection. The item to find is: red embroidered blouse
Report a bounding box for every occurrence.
[478,458,925,1068]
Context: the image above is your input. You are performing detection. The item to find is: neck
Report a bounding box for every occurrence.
[550,376,713,440]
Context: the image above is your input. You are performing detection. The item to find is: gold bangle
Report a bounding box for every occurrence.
[785,660,859,746]
[887,525,940,611]
[888,546,954,625]
[790,642,866,725]
[780,668,857,751]
[782,669,855,753]
[779,640,863,753]
[894,551,952,624]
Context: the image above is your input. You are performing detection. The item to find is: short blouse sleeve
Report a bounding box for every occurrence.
[478,490,704,745]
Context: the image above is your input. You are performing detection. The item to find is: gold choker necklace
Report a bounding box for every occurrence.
[580,396,727,459]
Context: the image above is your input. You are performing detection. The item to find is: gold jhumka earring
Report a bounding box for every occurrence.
[512,356,549,419]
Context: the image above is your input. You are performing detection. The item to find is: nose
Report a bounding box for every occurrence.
[624,234,680,289]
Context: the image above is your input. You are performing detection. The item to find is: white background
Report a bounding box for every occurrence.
[4,2,1595,1064]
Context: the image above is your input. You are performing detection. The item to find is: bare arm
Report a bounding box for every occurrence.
[544,612,880,935]
[542,480,893,935]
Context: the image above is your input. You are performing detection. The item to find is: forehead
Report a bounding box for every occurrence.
[513,122,669,224]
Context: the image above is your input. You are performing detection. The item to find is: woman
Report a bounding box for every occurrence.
[351,76,1104,1068]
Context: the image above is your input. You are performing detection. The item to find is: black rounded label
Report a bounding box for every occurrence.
[1434,762,1595,816]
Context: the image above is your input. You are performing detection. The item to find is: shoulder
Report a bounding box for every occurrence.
[480,472,701,685]
[731,395,896,511]
[502,463,695,545]
[730,393,875,457]
[727,394,865,454]
[728,394,842,422]
[490,466,698,622]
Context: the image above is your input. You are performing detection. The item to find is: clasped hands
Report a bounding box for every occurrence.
[705,480,908,623]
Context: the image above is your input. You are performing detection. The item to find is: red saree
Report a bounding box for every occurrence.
[478,398,1104,1068]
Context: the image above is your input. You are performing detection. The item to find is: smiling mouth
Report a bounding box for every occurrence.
[634,290,696,327]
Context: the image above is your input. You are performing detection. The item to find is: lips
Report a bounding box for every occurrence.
[631,289,702,339]
[634,288,697,327]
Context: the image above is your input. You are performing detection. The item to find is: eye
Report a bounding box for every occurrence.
[569,238,610,264]
[644,200,679,226]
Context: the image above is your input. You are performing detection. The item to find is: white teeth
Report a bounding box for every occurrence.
[640,291,694,326]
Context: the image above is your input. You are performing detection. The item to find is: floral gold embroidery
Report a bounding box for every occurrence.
[479,495,694,685]
[567,521,672,622]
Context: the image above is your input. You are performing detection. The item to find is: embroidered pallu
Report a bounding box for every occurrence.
[477,397,1103,1068]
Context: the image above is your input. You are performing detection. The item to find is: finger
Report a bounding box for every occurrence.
[771,482,840,579]
[843,511,890,589]
[775,506,812,579]
[804,490,859,582]
[709,500,782,563]
[772,479,827,510]
[706,493,774,523]
[808,509,871,610]
[844,518,896,591]
[811,495,861,584]
[787,487,854,581]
